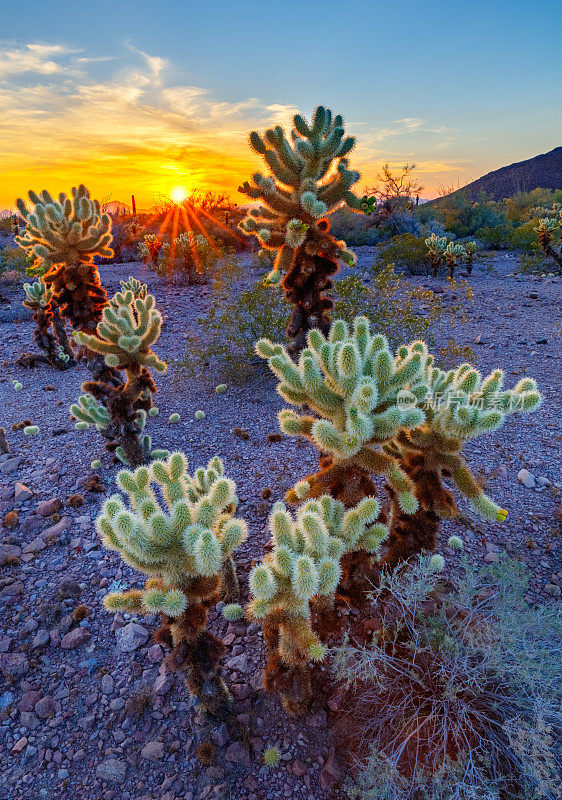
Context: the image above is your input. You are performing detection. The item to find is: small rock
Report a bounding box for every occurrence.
[545,583,561,598]
[0,457,23,475]
[61,628,91,649]
[0,652,29,679]
[536,476,551,487]
[96,759,127,784]
[17,690,42,712]
[225,742,250,767]
[147,643,163,663]
[101,673,115,694]
[10,736,28,755]
[153,673,173,696]
[35,695,55,718]
[141,740,164,761]
[115,622,148,652]
[36,497,62,516]
[20,711,39,730]
[517,469,536,489]
[32,629,50,649]
[0,543,21,563]
[14,483,33,502]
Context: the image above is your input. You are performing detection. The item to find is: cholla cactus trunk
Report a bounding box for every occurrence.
[154,575,232,717]
[239,106,364,356]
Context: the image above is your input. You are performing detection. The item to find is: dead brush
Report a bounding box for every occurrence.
[331,556,561,800]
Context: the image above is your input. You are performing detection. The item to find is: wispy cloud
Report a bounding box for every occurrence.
[0,41,460,206]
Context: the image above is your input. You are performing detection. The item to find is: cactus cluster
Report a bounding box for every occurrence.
[257,316,541,575]
[535,214,562,271]
[70,281,166,466]
[16,185,112,333]
[16,280,74,370]
[139,234,163,268]
[247,496,388,713]
[424,234,477,278]
[99,452,247,716]
[238,105,364,355]
[158,232,217,284]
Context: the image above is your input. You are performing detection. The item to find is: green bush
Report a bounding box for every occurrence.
[177,266,472,383]
[334,556,561,800]
[0,246,30,278]
[375,234,430,275]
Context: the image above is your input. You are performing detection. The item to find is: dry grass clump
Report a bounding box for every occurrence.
[332,556,561,800]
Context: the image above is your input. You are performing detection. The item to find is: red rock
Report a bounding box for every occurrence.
[36,498,62,516]
[61,628,91,649]
[10,737,27,755]
[17,690,42,712]
[291,759,308,776]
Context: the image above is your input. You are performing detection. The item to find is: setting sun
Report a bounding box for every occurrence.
[170,185,188,204]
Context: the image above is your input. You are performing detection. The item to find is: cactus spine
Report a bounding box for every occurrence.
[247,496,387,713]
[70,279,166,466]
[98,452,247,717]
[239,106,364,355]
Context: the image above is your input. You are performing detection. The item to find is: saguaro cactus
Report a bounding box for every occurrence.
[15,185,112,333]
[70,280,166,466]
[16,281,74,370]
[98,453,248,716]
[247,496,387,713]
[238,105,364,355]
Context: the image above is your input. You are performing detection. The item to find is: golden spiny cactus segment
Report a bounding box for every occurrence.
[22,280,52,310]
[99,452,248,611]
[74,288,166,373]
[256,316,428,512]
[15,184,113,268]
[247,496,388,663]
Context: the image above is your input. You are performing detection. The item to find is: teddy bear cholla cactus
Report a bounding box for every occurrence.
[535,215,562,271]
[70,280,166,466]
[16,280,74,370]
[382,358,541,568]
[425,233,448,276]
[159,232,216,284]
[15,185,112,333]
[257,316,541,583]
[238,106,364,355]
[139,234,163,268]
[247,495,388,714]
[98,452,248,716]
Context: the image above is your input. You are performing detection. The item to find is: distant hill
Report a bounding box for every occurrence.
[438,146,562,202]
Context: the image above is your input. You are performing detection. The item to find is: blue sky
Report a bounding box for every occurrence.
[1,0,561,206]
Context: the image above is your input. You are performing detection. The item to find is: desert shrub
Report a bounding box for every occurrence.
[437,191,505,237]
[0,245,30,277]
[376,234,431,275]
[333,556,561,800]
[177,267,472,383]
[329,206,387,246]
[105,221,139,263]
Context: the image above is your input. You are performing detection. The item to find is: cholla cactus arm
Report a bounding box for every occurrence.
[443,242,466,278]
[15,185,111,332]
[382,363,542,568]
[98,453,247,715]
[239,106,364,355]
[425,234,448,277]
[247,496,387,714]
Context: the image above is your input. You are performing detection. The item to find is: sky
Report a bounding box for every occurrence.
[1,0,561,210]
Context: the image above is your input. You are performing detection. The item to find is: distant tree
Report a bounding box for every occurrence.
[365,163,423,214]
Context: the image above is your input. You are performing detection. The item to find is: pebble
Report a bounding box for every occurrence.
[61,628,91,649]
[115,622,149,652]
[95,759,127,784]
[141,740,165,761]
[517,468,536,489]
